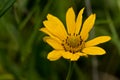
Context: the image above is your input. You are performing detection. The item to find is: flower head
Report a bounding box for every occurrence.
[40,7,111,61]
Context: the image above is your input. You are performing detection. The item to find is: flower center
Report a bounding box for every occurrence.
[62,34,85,53]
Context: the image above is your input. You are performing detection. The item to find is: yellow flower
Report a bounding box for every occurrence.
[40,7,111,61]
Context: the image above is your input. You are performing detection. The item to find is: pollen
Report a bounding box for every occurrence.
[62,33,85,53]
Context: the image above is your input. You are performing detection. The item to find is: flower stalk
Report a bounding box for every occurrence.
[66,61,74,80]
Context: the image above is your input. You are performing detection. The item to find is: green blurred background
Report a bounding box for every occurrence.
[0,0,120,80]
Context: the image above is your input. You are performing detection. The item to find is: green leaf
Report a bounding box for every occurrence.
[0,0,16,17]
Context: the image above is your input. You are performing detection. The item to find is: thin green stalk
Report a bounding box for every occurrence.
[106,11,118,40]
[74,62,86,80]
[66,61,74,80]
[105,11,120,54]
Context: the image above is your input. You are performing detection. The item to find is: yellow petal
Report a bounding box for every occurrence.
[47,14,67,38]
[40,28,62,43]
[80,14,96,41]
[82,46,106,55]
[47,50,62,61]
[43,19,67,40]
[70,52,81,61]
[85,36,111,47]
[84,33,89,41]
[75,8,84,34]
[79,52,88,57]
[62,51,73,59]
[66,7,76,35]
[70,52,88,61]
[40,28,49,35]
[44,37,63,50]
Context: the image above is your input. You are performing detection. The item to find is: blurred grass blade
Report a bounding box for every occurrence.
[21,0,53,62]
[0,0,16,17]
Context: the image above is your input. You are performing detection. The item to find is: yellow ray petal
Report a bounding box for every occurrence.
[43,20,67,40]
[40,28,62,43]
[70,52,81,61]
[70,52,88,61]
[75,8,84,34]
[40,28,49,34]
[47,50,63,61]
[85,36,111,47]
[44,37,63,50]
[66,7,76,35]
[84,33,89,41]
[47,14,67,38]
[82,46,106,55]
[80,14,96,41]
[79,52,88,57]
[62,51,73,59]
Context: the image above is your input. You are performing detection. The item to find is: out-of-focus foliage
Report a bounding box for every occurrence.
[0,0,15,17]
[0,0,120,80]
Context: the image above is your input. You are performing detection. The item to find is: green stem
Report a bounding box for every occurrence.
[66,61,74,80]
